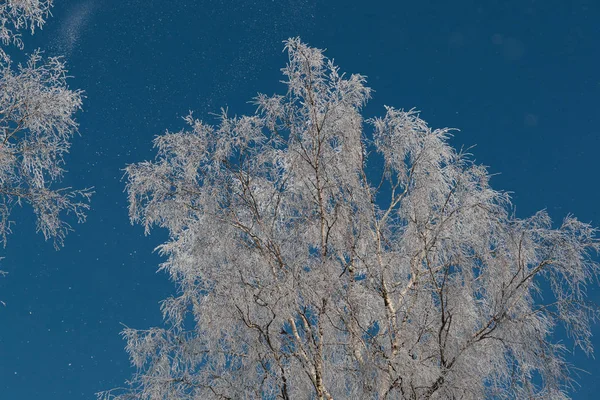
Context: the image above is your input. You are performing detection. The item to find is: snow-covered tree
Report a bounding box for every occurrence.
[0,0,90,248]
[0,0,53,61]
[0,52,89,246]
[104,39,599,399]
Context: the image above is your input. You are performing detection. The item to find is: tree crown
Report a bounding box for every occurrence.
[106,38,599,400]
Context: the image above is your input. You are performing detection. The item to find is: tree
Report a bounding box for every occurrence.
[0,0,53,61]
[104,39,599,399]
[0,0,90,248]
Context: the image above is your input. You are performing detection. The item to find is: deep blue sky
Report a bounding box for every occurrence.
[0,0,598,398]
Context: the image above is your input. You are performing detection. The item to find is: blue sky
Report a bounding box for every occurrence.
[0,0,598,398]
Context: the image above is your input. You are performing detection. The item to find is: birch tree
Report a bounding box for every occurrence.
[104,39,599,399]
[0,0,53,61]
[0,0,90,247]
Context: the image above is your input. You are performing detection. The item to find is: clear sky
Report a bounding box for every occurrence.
[0,0,599,398]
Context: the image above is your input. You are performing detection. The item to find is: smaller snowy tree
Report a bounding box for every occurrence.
[104,39,599,399]
[0,52,89,246]
[0,0,90,248]
[0,0,53,61]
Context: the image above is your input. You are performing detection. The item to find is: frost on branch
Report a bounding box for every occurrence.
[0,52,90,247]
[0,0,53,60]
[103,38,599,399]
[0,0,89,249]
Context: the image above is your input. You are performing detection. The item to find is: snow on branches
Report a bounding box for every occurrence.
[0,1,90,248]
[104,39,599,400]
[0,51,89,247]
